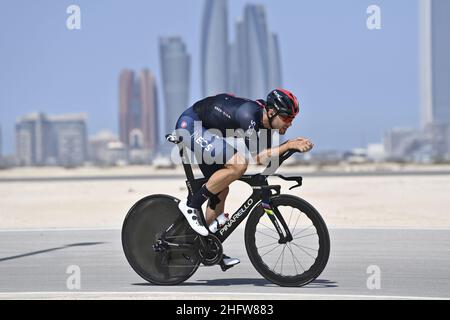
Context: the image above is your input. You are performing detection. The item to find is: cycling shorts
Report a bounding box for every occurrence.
[175,107,238,179]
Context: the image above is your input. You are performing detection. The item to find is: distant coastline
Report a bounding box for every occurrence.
[2,163,450,182]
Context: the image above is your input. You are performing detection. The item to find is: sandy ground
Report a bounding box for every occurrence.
[1,169,450,229]
[2,163,450,179]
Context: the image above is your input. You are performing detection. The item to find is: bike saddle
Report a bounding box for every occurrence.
[165,133,182,144]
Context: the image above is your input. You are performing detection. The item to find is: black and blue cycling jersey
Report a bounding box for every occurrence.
[175,93,269,178]
[191,94,263,137]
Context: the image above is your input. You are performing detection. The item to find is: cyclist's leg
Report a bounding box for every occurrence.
[205,152,248,194]
[202,152,248,225]
[176,112,248,234]
[174,108,214,235]
[205,187,229,225]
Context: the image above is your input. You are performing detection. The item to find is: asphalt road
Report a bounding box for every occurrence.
[0,228,449,300]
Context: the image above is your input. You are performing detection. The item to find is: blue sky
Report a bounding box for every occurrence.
[0,0,420,154]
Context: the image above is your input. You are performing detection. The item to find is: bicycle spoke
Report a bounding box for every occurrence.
[260,243,283,257]
[286,243,298,274]
[292,242,319,252]
[287,207,294,228]
[257,242,280,250]
[291,213,302,235]
[280,244,287,274]
[290,242,317,260]
[272,244,286,273]
[256,229,279,241]
[258,222,280,235]
[293,232,317,241]
[287,243,305,272]
[292,224,314,238]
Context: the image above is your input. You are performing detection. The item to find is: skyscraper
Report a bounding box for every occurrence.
[15,112,87,166]
[119,69,159,151]
[201,0,229,97]
[0,124,2,159]
[119,70,134,146]
[244,4,269,100]
[420,0,450,128]
[159,37,190,134]
[419,0,450,160]
[229,4,283,100]
[230,19,247,97]
[268,33,283,90]
[50,113,88,166]
[15,113,48,166]
[140,69,159,150]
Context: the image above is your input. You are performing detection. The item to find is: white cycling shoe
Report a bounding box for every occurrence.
[222,255,240,266]
[220,254,240,271]
[178,200,209,236]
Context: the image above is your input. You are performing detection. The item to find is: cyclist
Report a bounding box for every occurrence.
[174,89,313,269]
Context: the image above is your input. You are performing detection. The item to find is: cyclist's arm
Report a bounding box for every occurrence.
[255,138,314,165]
[255,141,291,166]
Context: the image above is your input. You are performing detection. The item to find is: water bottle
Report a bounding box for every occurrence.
[208,212,230,233]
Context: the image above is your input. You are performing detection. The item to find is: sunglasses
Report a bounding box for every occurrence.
[278,113,296,123]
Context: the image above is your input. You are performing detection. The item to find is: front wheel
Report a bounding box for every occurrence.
[245,195,330,287]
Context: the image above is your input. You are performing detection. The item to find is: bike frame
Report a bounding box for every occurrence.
[169,135,302,245]
[211,174,270,242]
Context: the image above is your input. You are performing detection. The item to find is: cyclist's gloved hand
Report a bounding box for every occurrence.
[288,137,314,153]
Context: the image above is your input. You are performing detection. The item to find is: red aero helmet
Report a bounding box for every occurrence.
[266,88,300,120]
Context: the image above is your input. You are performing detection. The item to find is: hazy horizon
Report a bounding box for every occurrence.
[0,0,419,155]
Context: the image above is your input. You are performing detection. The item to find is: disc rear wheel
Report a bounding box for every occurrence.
[122,195,200,285]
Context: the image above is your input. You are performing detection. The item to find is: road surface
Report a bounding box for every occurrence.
[0,228,449,300]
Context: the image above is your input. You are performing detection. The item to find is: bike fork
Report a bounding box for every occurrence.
[261,188,293,244]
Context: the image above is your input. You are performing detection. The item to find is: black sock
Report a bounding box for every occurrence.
[188,184,214,210]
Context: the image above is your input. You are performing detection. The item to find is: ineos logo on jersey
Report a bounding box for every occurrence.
[192,131,213,152]
[214,106,231,119]
[196,137,213,152]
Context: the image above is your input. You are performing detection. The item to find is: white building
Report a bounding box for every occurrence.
[366,143,386,162]
[89,130,128,166]
[15,112,87,167]
[384,128,422,161]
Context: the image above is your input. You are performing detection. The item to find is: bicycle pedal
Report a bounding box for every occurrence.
[219,263,235,272]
